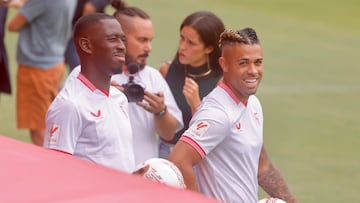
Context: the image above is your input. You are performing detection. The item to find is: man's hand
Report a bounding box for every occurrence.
[137,91,166,115]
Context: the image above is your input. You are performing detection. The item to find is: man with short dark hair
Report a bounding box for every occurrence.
[44,13,135,173]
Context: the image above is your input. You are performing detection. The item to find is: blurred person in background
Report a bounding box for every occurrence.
[159,11,224,158]
[6,0,76,146]
[0,4,11,97]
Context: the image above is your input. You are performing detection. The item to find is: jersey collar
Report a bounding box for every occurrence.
[77,73,109,97]
[218,80,247,106]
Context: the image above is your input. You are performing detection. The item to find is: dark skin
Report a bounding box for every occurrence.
[76,18,126,92]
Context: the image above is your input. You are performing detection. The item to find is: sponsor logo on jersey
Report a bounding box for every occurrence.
[90,109,101,117]
[190,121,210,138]
[49,124,60,145]
[235,122,241,131]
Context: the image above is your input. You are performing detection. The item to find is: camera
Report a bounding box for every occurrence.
[122,62,144,102]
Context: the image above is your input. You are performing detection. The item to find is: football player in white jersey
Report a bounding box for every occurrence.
[169,28,298,203]
[44,13,135,173]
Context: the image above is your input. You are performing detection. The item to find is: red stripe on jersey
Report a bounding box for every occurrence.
[219,81,248,106]
[77,73,110,96]
[180,135,206,158]
[77,73,96,91]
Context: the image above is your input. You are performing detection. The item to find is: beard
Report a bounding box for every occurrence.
[126,53,148,70]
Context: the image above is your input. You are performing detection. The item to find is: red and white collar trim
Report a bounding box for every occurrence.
[77,73,109,96]
[218,80,247,106]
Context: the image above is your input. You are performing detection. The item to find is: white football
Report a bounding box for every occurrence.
[134,158,186,189]
[258,197,287,203]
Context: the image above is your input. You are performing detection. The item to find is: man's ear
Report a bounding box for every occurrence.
[78,37,92,54]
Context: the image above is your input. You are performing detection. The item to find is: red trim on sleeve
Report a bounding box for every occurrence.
[180,135,206,158]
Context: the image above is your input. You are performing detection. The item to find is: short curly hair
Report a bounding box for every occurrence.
[219,27,260,48]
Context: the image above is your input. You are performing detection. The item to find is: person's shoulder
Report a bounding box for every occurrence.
[57,74,87,105]
[48,90,78,117]
[142,65,166,80]
[109,86,128,104]
[248,95,262,107]
[159,61,172,78]
[201,86,235,110]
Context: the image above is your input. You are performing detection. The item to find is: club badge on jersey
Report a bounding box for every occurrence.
[49,124,61,145]
[189,121,210,138]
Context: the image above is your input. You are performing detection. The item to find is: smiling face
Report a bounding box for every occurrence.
[219,43,263,103]
[89,18,127,75]
[178,26,213,67]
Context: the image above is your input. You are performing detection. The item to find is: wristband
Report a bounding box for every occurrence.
[155,106,167,118]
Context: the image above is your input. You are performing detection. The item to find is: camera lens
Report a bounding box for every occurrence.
[121,62,144,102]
[125,83,144,102]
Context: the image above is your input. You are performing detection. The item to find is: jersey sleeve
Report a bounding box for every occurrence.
[180,103,230,158]
[44,98,81,154]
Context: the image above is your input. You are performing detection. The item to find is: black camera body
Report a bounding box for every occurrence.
[122,62,144,102]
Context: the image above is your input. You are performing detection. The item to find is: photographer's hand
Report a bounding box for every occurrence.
[137,90,165,114]
[137,91,177,141]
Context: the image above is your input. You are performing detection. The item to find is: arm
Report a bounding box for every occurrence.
[8,12,27,32]
[168,140,202,191]
[138,90,178,141]
[111,80,179,140]
[6,0,27,32]
[258,146,298,203]
[154,107,178,141]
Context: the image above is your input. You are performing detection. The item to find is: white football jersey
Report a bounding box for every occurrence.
[180,81,263,203]
[44,70,135,173]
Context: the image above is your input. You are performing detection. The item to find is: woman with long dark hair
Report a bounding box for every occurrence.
[159,11,225,158]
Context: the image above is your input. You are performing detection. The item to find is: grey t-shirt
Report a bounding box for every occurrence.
[17,0,76,69]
